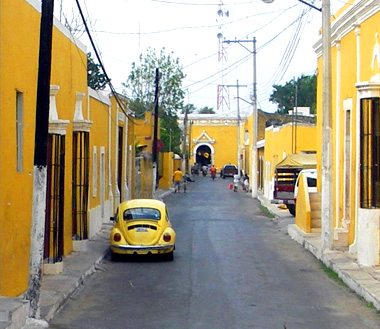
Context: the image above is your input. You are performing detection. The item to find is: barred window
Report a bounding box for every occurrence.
[360,98,380,208]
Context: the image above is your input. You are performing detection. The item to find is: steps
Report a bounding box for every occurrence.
[309,193,321,233]
[0,298,29,329]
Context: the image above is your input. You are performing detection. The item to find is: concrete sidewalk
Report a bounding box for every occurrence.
[258,192,380,312]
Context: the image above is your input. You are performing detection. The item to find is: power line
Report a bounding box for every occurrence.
[74,0,136,122]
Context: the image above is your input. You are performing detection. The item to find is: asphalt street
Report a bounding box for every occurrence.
[49,175,380,329]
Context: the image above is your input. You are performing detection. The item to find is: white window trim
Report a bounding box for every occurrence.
[93,146,98,197]
[16,91,23,172]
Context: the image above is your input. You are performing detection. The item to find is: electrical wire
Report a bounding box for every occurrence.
[74,0,140,124]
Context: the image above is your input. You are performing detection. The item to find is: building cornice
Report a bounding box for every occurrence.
[314,0,380,57]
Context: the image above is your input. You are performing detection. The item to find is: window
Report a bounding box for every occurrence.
[16,91,23,172]
[123,208,161,220]
[360,98,380,208]
[72,131,90,240]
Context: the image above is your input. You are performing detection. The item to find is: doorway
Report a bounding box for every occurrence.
[196,145,212,167]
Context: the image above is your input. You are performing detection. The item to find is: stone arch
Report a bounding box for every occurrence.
[194,143,215,166]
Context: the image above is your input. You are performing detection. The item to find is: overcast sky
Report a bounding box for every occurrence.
[56,0,345,114]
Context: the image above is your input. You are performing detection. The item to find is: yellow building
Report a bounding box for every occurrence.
[261,122,317,200]
[182,113,246,174]
[315,0,380,265]
[0,0,135,297]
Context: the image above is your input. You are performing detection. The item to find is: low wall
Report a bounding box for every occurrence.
[295,173,311,233]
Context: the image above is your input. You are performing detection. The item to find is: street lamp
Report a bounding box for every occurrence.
[262,0,332,250]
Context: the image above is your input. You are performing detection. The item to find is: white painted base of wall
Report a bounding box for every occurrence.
[43,261,63,275]
[264,178,274,201]
[357,208,379,266]
[73,239,88,252]
[88,200,111,239]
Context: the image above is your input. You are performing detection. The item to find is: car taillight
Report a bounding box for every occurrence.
[163,233,171,242]
[114,233,121,242]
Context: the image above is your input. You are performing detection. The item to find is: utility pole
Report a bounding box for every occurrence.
[321,0,333,251]
[226,82,247,176]
[182,107,189,174]
[223,38,257,198]
[25,0,54,318]
[152,68,160,193]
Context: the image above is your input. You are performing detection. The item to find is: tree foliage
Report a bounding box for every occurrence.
[123,47,186,154]
[123,47,186,116]
[87,52,108,90]
[198,106,215,114]
[269,74,316,114]
[181,104,197,115]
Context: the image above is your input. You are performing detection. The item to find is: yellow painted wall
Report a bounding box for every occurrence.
[316,5,380,247]
[135,112,154,151]
[295,174,311,233]
[0,0,88,296]
[159,152,174,189]
[189,123,241,170]
[0,0,42,296]
[264,123,317,181]
[88,94,111,210]
[51,28,88,259]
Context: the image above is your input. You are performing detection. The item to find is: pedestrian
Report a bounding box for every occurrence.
[184,172,194,182]
[243,174,249,193]
[173,168,184,193]
[233,173,240,192]
[210,165,217,180]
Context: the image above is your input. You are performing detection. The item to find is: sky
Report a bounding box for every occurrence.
[55,0,345,114]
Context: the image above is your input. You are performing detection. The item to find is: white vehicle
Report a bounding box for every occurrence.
[294,169,318,200]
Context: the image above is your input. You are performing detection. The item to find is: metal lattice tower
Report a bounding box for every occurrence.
[216,1,230,113]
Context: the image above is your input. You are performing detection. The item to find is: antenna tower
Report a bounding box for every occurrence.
[216,1,230,113]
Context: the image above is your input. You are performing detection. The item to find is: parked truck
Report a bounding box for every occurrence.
[273,153,316,216]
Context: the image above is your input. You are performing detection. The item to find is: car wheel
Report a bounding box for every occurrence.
[287,204,296,216]
[111,251,121,262]
[165,251,174,261]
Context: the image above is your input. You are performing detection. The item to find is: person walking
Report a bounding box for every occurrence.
[173,168,184,193]
[210,165,217,180]
[243,174,249,193]
[233,173,240,192]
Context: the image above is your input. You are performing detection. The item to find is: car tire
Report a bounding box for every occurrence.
[111,251,121,262]
[165,251,174,261]
[287,204,296,216]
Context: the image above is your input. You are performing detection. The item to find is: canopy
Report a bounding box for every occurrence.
[275,153,316,170]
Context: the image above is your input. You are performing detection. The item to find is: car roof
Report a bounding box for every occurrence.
[299,169,317,178]
[119,199,166,211]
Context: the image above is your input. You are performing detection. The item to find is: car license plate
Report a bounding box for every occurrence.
[136,227,148,232]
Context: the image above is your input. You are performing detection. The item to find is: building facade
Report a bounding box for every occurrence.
[0,0,134,296]
[314,0,380,265]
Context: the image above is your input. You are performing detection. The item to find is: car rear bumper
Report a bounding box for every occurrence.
[111,244,175,254]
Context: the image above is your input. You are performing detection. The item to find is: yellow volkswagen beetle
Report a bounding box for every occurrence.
[110,199,176,261]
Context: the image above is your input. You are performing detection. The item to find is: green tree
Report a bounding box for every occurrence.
[269,74,316,114]
[87,52,108,90]
[198,106,215,114]
[181,104,196,115]
[123,47,186,154]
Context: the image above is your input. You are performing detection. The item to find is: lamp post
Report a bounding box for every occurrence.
[262,0,332,250]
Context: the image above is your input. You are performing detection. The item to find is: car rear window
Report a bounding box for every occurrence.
[306,177,317,187]
[123,208,161,220]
